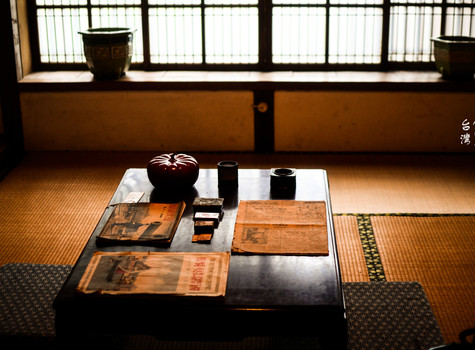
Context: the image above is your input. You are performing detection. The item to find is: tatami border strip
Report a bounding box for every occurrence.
[333,213,475,282]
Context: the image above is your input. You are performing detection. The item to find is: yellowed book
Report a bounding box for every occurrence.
[96,202,185,245]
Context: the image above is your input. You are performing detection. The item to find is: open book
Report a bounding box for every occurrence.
[96,202,185,245]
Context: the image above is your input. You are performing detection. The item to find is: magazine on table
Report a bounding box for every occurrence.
[96,202,185,245]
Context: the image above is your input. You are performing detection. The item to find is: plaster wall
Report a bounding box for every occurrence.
[20,91,254,151]
[275,91,475,152]
[20,90,475,152]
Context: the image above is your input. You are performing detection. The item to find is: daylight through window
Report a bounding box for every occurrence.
[31,0,475,70]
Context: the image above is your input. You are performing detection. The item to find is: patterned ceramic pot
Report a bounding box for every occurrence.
[431,36,475,80]
[79,27,136,79]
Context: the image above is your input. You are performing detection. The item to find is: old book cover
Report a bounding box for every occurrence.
[96,202,185,245]
[231,200,328,256]
[77,251,230,297]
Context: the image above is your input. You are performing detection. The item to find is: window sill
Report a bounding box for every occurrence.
[18,70,475,92]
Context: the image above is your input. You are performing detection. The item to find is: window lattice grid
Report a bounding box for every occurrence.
[390,0,443,4]
[36,1,143,64]
[328,6,383,64]
[33,0,475,69]
[149,7,203,64]
[272,2,384,65]
[445,5,475,36]
[272,6,327,64]
[447,0,473,4]
[204,6,259,64]
[149,3,258,65]
[389,5,442,62]
[37,7,88,63]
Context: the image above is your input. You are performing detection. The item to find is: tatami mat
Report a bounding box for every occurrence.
[370,214,475,344]
[0,155,125,266]
[1,152,474,345]
[333,215,370,282]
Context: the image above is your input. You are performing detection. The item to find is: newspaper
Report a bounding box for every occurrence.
[77,251,230,297]
[231,200,328,255]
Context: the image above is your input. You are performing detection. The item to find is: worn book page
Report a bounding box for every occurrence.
[97,202,185,244]
[77,251,230,297]
[231,200,328,256]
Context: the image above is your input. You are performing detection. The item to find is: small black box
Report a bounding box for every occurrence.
[192,197,224,213]
[194,220,215,234]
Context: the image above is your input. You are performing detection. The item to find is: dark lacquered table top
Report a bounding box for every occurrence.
[54,168,346,340]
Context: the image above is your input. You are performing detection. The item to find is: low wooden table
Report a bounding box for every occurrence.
[54,168,347,349]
